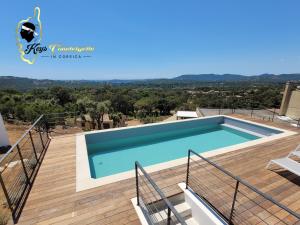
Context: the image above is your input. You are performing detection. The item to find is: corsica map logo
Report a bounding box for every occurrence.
[16,7,47,64]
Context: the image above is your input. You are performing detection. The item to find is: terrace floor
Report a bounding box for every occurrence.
[16,115,300,225]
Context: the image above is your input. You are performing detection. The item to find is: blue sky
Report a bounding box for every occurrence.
[1,0,300,80]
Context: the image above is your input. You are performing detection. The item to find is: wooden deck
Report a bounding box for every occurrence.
[16,116,300,225]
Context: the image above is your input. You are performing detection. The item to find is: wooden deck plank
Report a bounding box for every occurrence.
[16,116,300,224]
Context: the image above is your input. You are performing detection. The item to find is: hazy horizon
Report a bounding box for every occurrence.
[2,73,300,81]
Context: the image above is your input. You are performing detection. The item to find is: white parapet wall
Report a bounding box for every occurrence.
[0,113,10,147]
[178,183,227,225]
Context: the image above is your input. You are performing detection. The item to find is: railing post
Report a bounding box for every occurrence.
[229,180,240,224]
[16,144,30,184]
[272,108,276,122]
[135,162,140,206]
[29,131,39,162]
[186,150,191,189]
[0,172,15,222]
[167,207,171,225]
[38,126,45,150]
[43,115,50,139]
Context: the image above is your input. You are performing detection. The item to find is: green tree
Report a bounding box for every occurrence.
[110,112,123,127]
[111,94,133,115]
[85,100,97,129]
[51,87,73,106]
[134,97,157,117]
[96,100,111,129]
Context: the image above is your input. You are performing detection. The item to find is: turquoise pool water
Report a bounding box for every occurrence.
[88,124,259,178]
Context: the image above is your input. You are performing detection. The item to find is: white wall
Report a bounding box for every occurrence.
[178,183,226,225]
[0,113,10,147]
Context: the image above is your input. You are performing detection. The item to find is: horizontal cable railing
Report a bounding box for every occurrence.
[0,115,50,223]
[186,150,300,225]
[198,93,300,127]
[44,112,84,136]
[135,161,187,225]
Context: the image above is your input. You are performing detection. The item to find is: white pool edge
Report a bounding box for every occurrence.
[76,115,297,192]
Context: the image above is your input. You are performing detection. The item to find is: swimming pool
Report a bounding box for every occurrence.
[88,125,259,178]
[76,115,294,191]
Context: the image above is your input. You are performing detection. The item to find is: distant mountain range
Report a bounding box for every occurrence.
[0,73,300,90]
[173,73,300,82]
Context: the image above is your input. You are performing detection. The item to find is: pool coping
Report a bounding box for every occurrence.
[76,115,297,192]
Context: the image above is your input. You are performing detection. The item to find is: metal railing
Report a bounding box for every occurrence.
[186,150,300,225]
[196,93,300,127]
[135,161,187,225]
[200,106,300,128]
[0,115,50,223]
[44,112,84,136]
